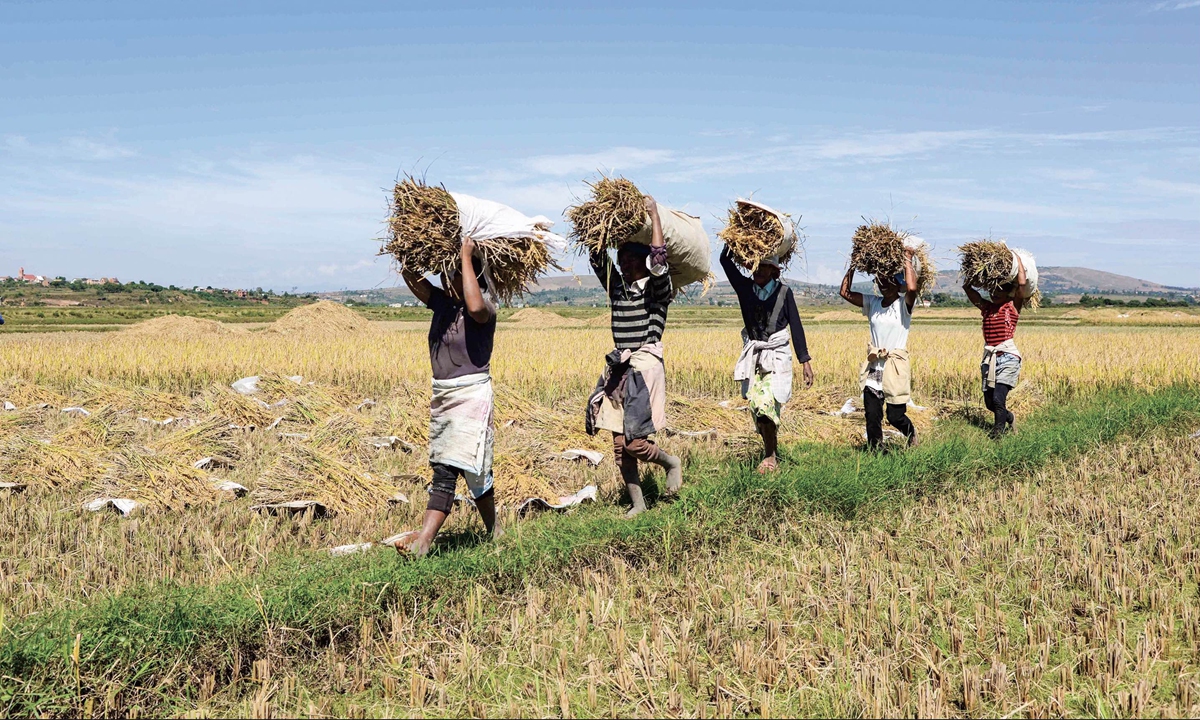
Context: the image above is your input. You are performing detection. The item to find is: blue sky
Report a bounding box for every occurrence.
[3,1,1198,291]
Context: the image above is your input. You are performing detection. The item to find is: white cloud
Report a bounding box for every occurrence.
[523,146,673,176]
[1151,1,1200,10]
[3,134,137,161]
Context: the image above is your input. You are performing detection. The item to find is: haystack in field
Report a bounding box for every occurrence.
[97,448,222,512]
[508,308,585,328]
[718,200,798,271]
[382,177,564,303]
[269,301,369,336]
[124,315,236,339]
[849,221,937,296]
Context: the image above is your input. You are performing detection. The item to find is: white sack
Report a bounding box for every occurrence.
[629,202,712,290]
[1008,248,1040,298]
[231,376,260,395]
[450,192,567,252]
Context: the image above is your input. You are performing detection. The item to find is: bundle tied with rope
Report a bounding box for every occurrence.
[718,199,799,271]
[382,177,566,303]
[566,175,713,292]
[849,221,937,296]
[959,239,1042,309]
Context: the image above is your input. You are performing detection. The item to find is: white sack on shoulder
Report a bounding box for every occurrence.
[735,199,798,261]
[629,202,712,290]
[450,192,567,252]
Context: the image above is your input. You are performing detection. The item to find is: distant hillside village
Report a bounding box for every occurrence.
[1,267,120,287]
[0,266,316,309]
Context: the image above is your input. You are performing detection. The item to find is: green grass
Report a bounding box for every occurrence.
[1,386,1197,713]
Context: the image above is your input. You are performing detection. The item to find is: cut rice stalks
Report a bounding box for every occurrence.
[850,221,937,296]
[718,201,795,271]
[254,446,402,516]
[958,240,1014,291]
[382,176,558,303]
[97,448,222,512]
[566,176,646,254]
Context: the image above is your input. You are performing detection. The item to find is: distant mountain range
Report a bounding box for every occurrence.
[320,266,1197,306]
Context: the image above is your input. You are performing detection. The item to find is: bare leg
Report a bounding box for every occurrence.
[755,416,779,472]
[407,509,449,557]
[473,489,503,539]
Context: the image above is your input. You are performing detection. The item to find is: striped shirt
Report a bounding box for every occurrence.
[981,301,1019,347]
[591,251,672,350]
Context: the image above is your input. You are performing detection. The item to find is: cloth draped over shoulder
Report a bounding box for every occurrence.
[429,372,494,477]
[586,343,666,439]
[981,338,1022,389]
[859,346,912,405]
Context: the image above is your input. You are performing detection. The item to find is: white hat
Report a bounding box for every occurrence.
[759,255,782,270]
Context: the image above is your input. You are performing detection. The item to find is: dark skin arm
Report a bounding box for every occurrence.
[1012,254,1029,312]
[458,238,492,324]
[401,268,434,306]
[962,281,986,309]
[902,248,918,314]
[840,267,864,308]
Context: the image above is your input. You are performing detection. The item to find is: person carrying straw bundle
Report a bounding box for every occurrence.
[960,244,1030,438]
[840,225,922,450]
[718,200,813,473]
[396,238,501,556]
[581,195,683,518]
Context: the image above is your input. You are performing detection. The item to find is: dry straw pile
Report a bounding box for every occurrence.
[382,177,556,303]
[123,315,237,339]
[565,177,646,253]
[958,240,1015,290]
[849,221,937,296]
[718,201,795,271]
[959,240,1042,309]
[268,301,369,336]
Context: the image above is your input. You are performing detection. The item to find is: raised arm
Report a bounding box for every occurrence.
[720,244,752,296]
[459,238,493,324]
[903,248,919,313]
[590,249,622,297]
[840,267,864,308]
[962,281,986,309]
[402,267,435,307]
[1013,254,1029,312]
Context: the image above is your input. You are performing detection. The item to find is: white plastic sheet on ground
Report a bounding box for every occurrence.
[0,481,27,493]
[829,398,859,417]
[330,542,374,557]
[86,498,140,516]
[3,401,15,412]
[557,449,604,465]
[231,376,260,395]
[214,480,248,497]
[517,484,598,518]
[62,407,90,416]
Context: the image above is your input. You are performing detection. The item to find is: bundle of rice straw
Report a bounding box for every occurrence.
[958,240,1042,309]
[958,240,1015,290]
[97,449,222,512]
[254,445,402,515]
[565,176,646,253]
[718,200,797,271]
[382,177,562,303]
[849,221,937,296]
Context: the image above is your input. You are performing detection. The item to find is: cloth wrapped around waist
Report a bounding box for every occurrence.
[858,345,912,405]
[586,343,665,439]
[981,339,1022,389]
[735,327,793,405]
[429,372,494,476]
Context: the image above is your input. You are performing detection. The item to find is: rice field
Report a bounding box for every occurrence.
[2,303,1199,716]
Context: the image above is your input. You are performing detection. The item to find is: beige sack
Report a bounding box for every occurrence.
[629,202,712,290]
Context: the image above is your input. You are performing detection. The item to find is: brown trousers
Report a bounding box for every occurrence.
[612,433,660,485]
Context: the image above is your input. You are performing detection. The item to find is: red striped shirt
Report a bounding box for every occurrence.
[981,301,1019,346]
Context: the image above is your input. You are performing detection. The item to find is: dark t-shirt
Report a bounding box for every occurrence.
[426,287,497,380]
